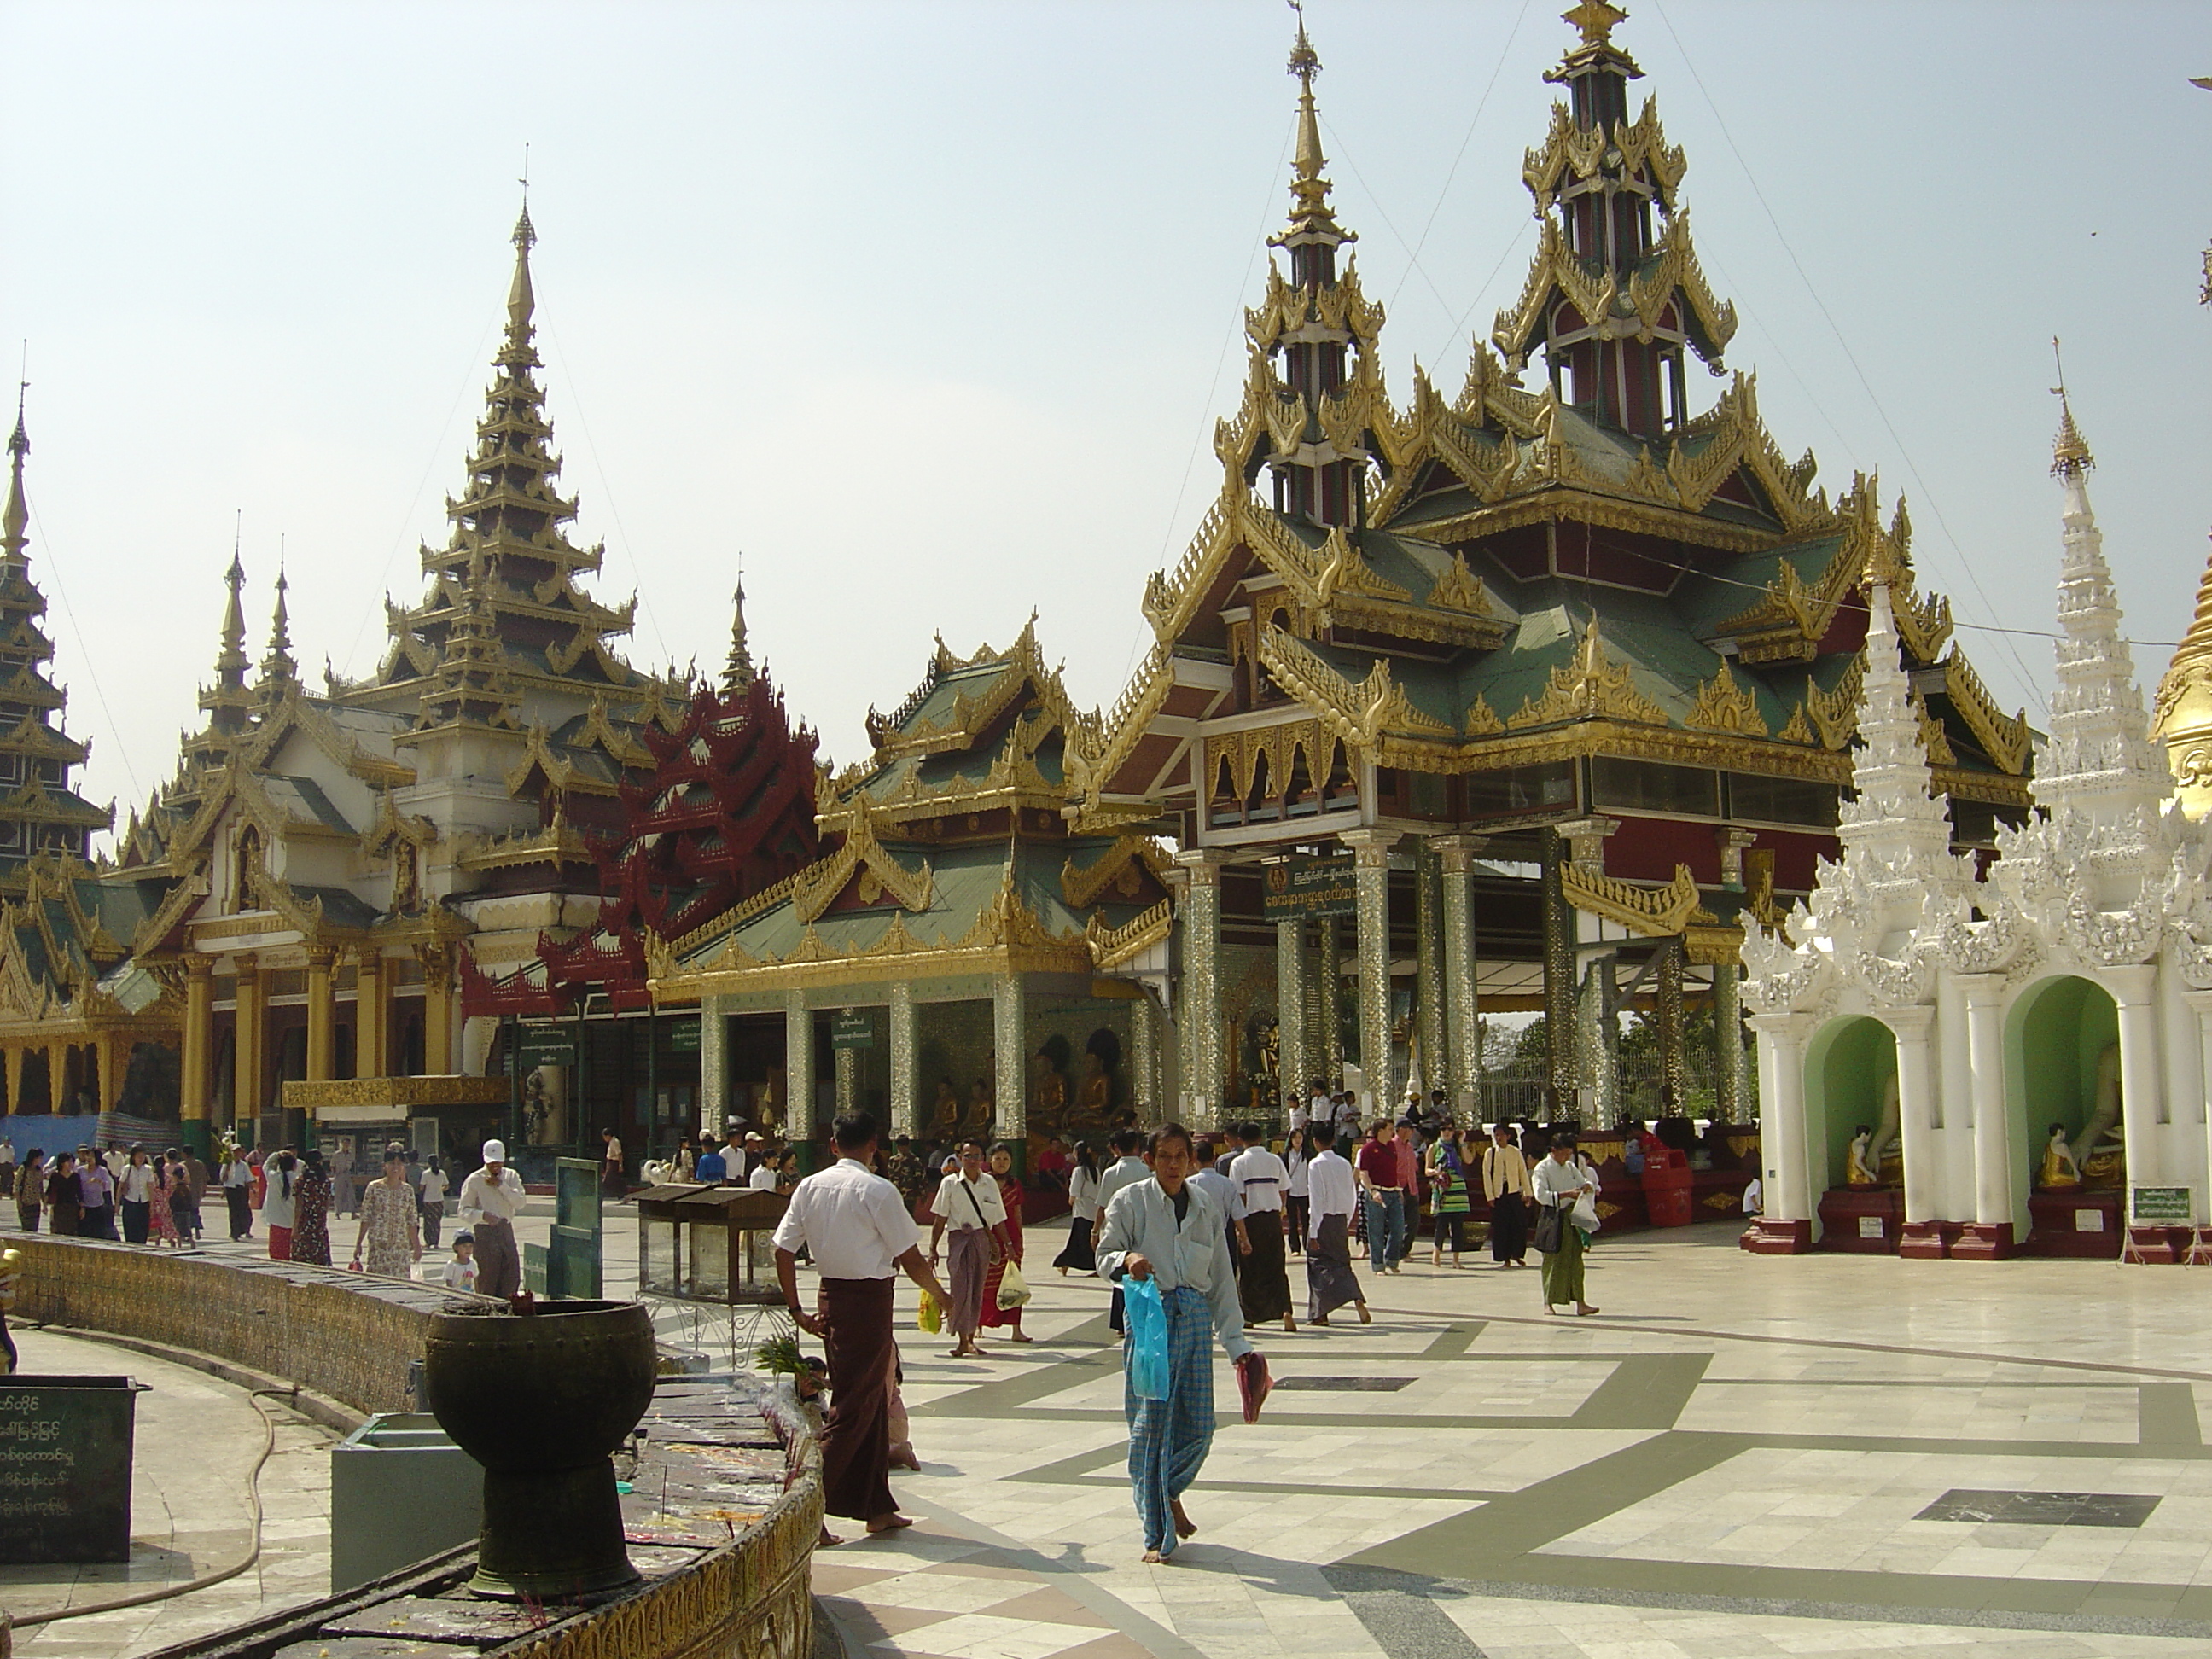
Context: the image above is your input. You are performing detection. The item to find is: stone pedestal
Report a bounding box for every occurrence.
[1950,1221,2017,1260]
[1897,1220,1962,1260]
[1738,1217,1812,1254]
[1816,1186,1903,1254]
[2022,1190,2122,1258]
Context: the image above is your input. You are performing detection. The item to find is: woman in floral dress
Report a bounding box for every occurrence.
[977,1144,1032,1344]
[149,1158,181,1249]
[289,1150,333,1267]
[351,1144,422,1279]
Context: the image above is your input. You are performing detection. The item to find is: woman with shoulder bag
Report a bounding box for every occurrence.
[978,1144,1033,1344]
[14,1150,44,1233]
[1530,1134,1598,1317]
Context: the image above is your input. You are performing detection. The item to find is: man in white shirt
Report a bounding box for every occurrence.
[773,1110,950,1540]
[926,1139,1010,1359]
[1302,1123,1368,1325]
[1227,1121,1294,1333]
[457,1139,529,1299]
[1094,1127,1150,1334]
[1096,1122,1262,1563]
[748,1148,781,1192]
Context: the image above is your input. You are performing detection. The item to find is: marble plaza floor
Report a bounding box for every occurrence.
[0,1325,335,1657]
[800,1219,2212,1659]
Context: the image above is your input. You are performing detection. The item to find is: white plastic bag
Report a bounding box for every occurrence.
[1571,1192,1601,1236]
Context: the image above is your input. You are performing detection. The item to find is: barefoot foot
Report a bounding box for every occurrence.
[865,1511,914,1534]
[1172,1499,1197,1540]
[1357,1303,1372,1324]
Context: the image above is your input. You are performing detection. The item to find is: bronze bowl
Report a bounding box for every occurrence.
[422,1298,657,1599]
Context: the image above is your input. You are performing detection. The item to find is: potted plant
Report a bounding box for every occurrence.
[754,1333,828,1402]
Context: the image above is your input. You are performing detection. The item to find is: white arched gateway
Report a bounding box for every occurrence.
[1743,406,2212,1261]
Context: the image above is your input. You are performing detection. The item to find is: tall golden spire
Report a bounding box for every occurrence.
[194,532,255,748]
[1275,6,1348,248]
[1,385,28,565]
[507,201,537,350]
[722,575,755,693]
[258,562,297,704]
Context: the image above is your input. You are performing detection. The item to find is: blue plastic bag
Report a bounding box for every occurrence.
[1123,1274,1170,1401]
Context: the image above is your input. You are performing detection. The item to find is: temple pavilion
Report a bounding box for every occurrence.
[1068,4,2033,1132]
[0,207,708,1156]
[651,621,1172,1151]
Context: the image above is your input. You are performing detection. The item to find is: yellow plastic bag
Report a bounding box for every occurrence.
[917,1289,942,1334]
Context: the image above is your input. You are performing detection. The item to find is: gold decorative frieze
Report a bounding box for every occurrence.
[1559,862,1702,937]
[1506,627,1670,731]
[1685,667,1767,736]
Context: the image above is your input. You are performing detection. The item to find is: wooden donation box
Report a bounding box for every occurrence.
[636,1185,789,1306]
[0,1376,137,1563]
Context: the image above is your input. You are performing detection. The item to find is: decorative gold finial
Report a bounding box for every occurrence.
[1563,0,1627,46]
[1277,0,1342,242]
[2049,336,2094,480]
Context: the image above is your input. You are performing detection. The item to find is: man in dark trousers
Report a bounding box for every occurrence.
[774,1111,952,1542]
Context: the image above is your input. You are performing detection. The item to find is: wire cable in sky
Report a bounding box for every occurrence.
[1646,0,2048,719]
[341,317,498,679]
[25,499,141,808]
[1384,0,1535,317]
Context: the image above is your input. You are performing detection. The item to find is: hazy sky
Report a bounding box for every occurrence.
[4,1,2210,824]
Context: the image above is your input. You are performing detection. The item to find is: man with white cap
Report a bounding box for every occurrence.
[458,1139,527,1299]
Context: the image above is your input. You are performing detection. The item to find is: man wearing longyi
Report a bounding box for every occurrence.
[773,1111,952,1542]
[1095,1122,1263,1563]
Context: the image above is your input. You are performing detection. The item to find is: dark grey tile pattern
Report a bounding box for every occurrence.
[1913,1489,2162,1528]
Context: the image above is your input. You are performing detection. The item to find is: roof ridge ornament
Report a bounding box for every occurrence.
[1563,0,1627,47]
[2048,336,2093,481]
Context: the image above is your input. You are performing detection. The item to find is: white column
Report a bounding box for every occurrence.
[2107,963,2163,1193]
[1957,973,2015,1240]
[1883,1004,1941,1225]
[1435,835,1484,1119]
[1746,1012,1810,1226]
[2186,989,2212,1224]
[783,994,815,1142]
[992,975,1027,1143]
[888,984,917,1138]
[1341,829,1400,1114]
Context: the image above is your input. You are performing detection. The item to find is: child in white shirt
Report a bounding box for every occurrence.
[440,1231,479,1294]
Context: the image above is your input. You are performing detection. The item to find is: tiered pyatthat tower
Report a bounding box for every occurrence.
[0,398,109,890]
[346,206,647,737]
[1075,3,2034,1135]
[1495,0,1735,435]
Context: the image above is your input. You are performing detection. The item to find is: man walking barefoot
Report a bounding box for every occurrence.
[927,1140,1010,1359]
[775,1111,951,1541]
[1096,1124,1260,1563]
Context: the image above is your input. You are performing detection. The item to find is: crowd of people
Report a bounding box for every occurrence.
[0,1131,530,1298]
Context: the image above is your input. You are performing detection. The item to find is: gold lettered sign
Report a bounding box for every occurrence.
[1260,856,1358,922]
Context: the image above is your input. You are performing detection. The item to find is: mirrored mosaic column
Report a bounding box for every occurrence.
[783,995,814,1142]
[1340,830,1399,1114]
[889,983,917,1138]
[1413,840,1445,1099]
[1711,958,1745,1122]
[1435,835,1484,1120]
[1275,900,1308,1124]
[698,1001,728,1138]
[993,975,1027,1143]
[1172,849,1225,1126]
[1318,916,1343,1084]
[834,1011,859,1119]
[1656,937,1685,1114]
[1131,987,1158,1121]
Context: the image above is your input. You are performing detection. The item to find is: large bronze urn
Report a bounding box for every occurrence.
[422,1299,657,1599]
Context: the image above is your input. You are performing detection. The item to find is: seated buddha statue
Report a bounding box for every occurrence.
[926,1076,963,1140]
[2078,1042,2126,1189]
[1068,1050,1115,1138]
[1844,1126,1877,1186]
[2038,1123,2082,1190]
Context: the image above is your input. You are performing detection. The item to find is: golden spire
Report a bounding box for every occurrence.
[507,200,537,348]
[1275,3,1347,246]
[2049,337,2093,480]
[217,536,248,686]
[1563,0,1627,47]
[259,562,297,696]
[2,382,28,563]
[722,573,755,693]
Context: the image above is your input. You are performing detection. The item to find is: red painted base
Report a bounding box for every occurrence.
[1816,1186,1903,1254]
[1738,1217,1813,1254]
[2023,1190,2122,1259]
[2123,1225,2192,1265]
[1897,1220,1957,1260]
[1949,1221,2017,1260]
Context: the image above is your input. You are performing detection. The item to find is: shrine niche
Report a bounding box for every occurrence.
[1747,395,2212,1265]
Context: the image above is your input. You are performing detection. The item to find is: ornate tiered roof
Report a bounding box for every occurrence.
[1074,6,2032,858]
[342,207,654,726]
[0,396,110,893]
